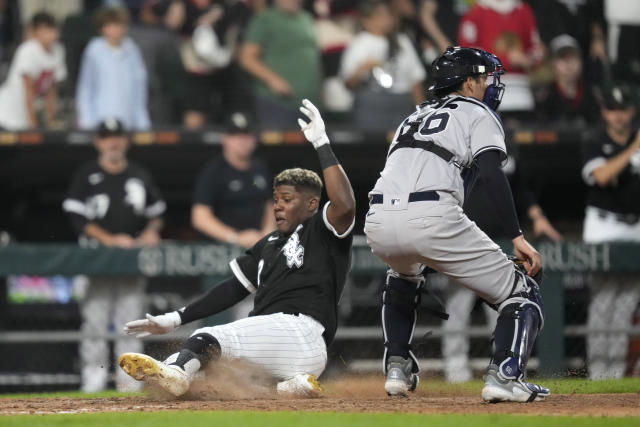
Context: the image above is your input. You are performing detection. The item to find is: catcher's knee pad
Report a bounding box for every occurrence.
[492,272,544,380]
[382,272,423,374]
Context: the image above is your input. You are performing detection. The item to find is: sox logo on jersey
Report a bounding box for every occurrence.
[283,224,304,268]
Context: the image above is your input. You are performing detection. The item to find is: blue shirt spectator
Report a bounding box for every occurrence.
[76,7,150,130]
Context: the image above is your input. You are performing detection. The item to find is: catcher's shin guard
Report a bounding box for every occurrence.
[381,272,422,383]
[491,272,544,380]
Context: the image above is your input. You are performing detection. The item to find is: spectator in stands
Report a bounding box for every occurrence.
[192,111,274,248]
[162,0,251,129]
[418,0,453,62]
[443,142,563,382]
[311,0,358,114]
[457,0,543,118]
[239,0,321,130]
[581,84,640,379]
[76,7,150,130]
[62,118,165,392]
[527,0,607,83]
[127,2,185,125]
[0,12,66,130]
[603,0,640,83]
[535,34,599,127]
[339,0,425,133]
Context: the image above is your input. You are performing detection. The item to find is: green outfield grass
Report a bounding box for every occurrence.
[1,411,639,427]
[418,377,640,395]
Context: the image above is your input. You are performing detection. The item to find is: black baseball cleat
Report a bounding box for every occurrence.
[385,356,419,396]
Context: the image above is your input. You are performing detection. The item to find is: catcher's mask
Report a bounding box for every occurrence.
[427,46,506,111]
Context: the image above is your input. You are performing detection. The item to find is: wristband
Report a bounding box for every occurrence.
[317,144,339,170]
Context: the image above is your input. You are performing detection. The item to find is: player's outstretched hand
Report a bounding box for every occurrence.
[124,311,181,338]
[512,235,541,277]
[298,99,330,149]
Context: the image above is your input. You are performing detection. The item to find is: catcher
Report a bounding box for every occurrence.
[118,100,355,396]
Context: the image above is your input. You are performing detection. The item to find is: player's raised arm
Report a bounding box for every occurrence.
[298,99,355,235]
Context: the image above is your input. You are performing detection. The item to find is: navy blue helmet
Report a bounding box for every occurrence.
[428,46,506,111]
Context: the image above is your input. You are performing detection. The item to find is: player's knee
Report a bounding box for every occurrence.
[182,333,221,365]
[498,271,544,329]
[383,274,422,311]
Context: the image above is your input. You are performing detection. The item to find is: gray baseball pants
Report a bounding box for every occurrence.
[364,195,516,305]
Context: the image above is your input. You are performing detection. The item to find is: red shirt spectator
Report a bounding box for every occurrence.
[457,0,542,74]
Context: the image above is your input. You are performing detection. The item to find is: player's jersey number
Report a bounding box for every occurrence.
[419,112,450,136]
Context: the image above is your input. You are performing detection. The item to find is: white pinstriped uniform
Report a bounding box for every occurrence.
[188,313,327,379]
[170,202,353,381]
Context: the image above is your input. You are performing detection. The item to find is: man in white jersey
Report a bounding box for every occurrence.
[364,46,549,403]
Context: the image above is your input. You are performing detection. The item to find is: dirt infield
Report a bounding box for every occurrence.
[1,376,639,416]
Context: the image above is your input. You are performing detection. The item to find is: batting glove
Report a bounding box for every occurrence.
[298,99,330,149]
[124,311,181,338]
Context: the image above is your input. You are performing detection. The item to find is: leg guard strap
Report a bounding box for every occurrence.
[382,274,422,373]
[491,272,545,380]
[172,333,221,370]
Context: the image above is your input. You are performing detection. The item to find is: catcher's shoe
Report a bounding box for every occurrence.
[118,352,190,397]
[481,364,550,403]
[385,356,419,396]
[276,373,324,397]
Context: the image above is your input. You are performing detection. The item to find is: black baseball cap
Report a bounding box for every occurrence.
[224,111,255,135]
[97,118,126,137]
[599,84,634,110]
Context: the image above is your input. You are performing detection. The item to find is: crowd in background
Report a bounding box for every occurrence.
[0,0,638,131]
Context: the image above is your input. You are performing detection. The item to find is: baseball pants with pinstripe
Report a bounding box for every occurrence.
[169,313,327,380]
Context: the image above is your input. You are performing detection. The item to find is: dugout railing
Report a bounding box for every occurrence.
[1,239,639,388]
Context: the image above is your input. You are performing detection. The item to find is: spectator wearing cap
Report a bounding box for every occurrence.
[76,7,150,130]
[192,112,274,249]
[62,118,165,392]
[581,84,640,379]
[0,11,66,130]
[535,34,598,126]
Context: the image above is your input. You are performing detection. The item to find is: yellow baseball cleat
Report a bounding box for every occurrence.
[276,373,324,397]
[118,352,190,396]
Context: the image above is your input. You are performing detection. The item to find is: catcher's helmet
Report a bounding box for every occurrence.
[427,46,505,110]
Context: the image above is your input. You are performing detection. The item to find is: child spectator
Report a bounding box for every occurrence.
[76,7,150,130]
[0,12,66,130]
